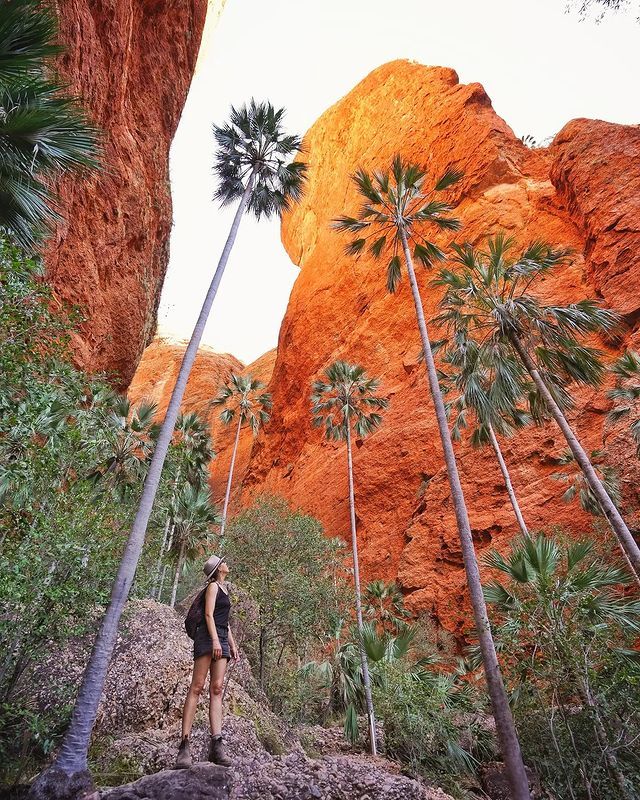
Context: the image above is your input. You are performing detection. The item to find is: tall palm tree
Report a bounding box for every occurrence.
[34,101,306,791]
[434,235,640,576]
[311,360,389,756]
[0,0,99,248]
[483,533,640,799]
[607,350,640,456]
[441,338,531,536]
[334,158,531,798]
[168,483,219,608]
[210,373,271,537]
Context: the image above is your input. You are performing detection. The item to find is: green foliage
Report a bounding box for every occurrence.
[0,0,99,248]
[212,99,306,219]
[482,531,640,799]
[608,350,640,457]
[0,236,176,781]
[333,154,461,293]
[211,373,272,435]
[310,360,389,440]
[552,448,622,516]
[223,495,348,710]
[435,235,621,420]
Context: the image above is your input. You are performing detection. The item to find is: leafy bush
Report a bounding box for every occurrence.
[0,236,177,781]
[223,495,348,714]
[483,531,640,799]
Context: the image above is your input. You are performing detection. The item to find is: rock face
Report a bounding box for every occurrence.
[128,60,639,636]
[232,61,640,634]
[45,0,211,387]
[128,342,277,505]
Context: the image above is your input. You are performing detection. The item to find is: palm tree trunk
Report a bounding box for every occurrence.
[487,422,529,537]
[37,174,256,786]
[157,564,169,603]
[170,540,186,609]
[346,422,378,757]
[151,470,182,598]
[151,516,172,599]
[399,227,530,800]
[508,332,640,576]
[219,414,242,538]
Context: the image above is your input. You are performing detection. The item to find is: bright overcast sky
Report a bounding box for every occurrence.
[158,0,639,366]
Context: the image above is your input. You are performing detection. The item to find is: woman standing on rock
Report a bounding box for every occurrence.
[176,554,238,768]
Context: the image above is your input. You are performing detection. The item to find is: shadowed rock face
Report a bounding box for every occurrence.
[44,0,209,387]
[129,60,640,636]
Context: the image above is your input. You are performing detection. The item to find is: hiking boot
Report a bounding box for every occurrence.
[208,735,232,766]
[175,735,192,769]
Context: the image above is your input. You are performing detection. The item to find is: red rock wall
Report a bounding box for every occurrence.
[236,61,640,634]
[129,60,639,636]
[45,0,208,387]
[128,341,276,512]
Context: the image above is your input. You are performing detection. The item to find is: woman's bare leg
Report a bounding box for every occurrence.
[209,658,228,736]
[181,654,211,738]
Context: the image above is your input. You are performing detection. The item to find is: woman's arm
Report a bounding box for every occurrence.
[204,582,222,660]
[228,626,239,660]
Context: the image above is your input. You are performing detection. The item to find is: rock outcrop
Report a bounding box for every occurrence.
[44,0,211,386]
[29,601,454,800]
[128,342,277,504]
[237,62,640,633]
[129,60,639,636]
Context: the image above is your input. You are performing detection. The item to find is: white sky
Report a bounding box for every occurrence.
[159,0,639,365]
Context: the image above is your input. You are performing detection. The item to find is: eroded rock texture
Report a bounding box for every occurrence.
[239,61,640,633]
[130,61,640,635]
[45,0,209,386]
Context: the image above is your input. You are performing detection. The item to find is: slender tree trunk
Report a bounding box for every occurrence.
[487,422,529,537]
[151,516,172,599]
[259,626,267,691]
[346,423,377,756]
[399,226,530,799]
[219,414,242,538]
[35,175,256,788]
[508,333,640,576]
[151,470,182,598]
[157,564,169,603]
[170,540,186,609]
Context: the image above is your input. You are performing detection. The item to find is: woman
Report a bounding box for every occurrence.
[175,554,239,768]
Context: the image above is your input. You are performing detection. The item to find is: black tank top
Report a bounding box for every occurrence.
[213,584,230,629]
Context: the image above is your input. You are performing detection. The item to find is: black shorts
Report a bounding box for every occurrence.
[193,624,231,661]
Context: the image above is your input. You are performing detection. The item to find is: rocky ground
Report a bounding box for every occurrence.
[25,600,455,800]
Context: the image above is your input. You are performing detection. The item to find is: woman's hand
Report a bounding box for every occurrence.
[212,640,222,660]
[230,642,239,660]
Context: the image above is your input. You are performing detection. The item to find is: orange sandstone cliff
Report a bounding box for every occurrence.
[44,0,209,386]
[131,61,640,634]
[242,62,640,633]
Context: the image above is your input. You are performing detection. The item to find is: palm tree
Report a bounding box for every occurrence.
[0,0,99,248]
[441,338,531,536]
[33,101,306,791]
[552,449,640,585]
[435,235,640,576]
[88,398,158,501]
[483,533,640,799]
[151,411,214,599]
[608,350,640,456]
[311,360,389,756]
[334,158,531,797]
[363,580,411,632]
[168,483,219,608]
[210,373,271,537]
